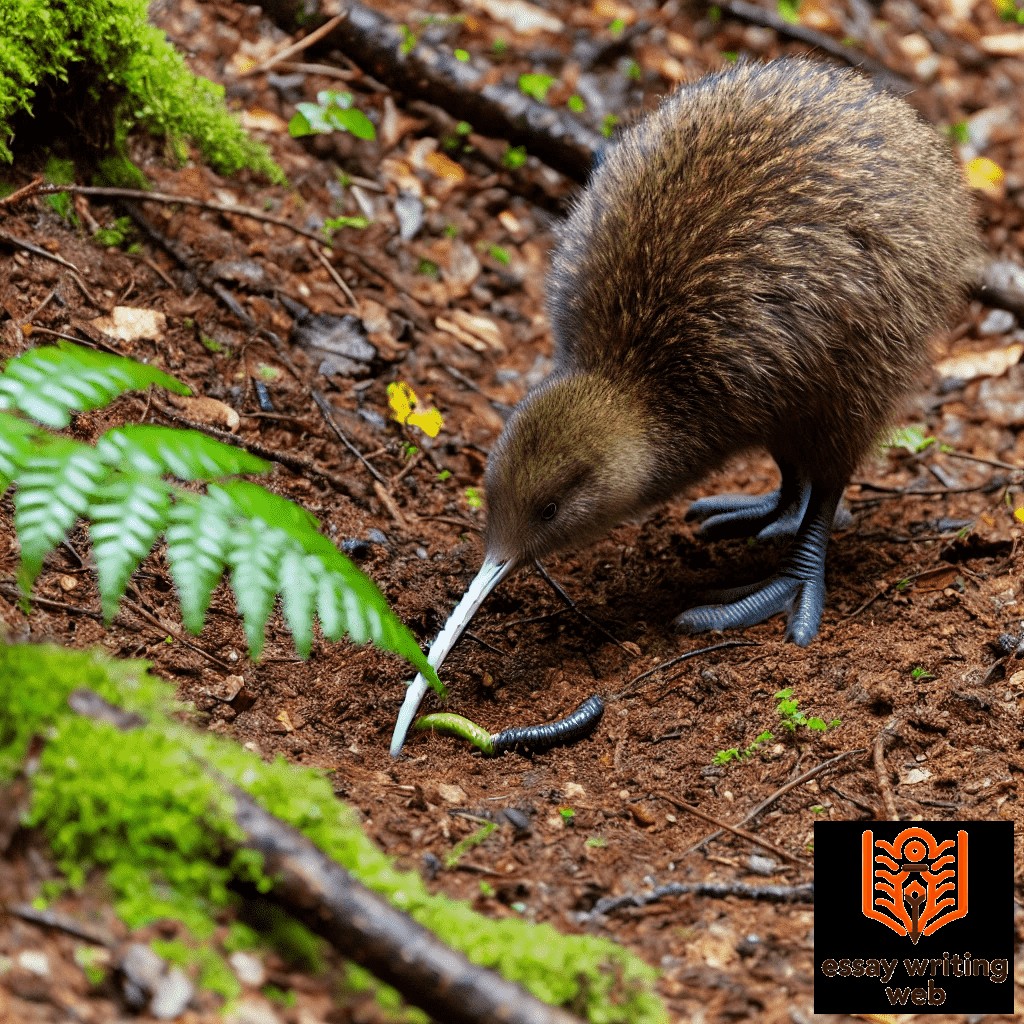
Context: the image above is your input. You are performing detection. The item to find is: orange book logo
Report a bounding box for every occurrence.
[862,828,968,944]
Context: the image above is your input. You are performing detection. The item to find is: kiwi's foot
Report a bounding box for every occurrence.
[676,481,845,646]
[687,478,851,542]
[687,462,808,541]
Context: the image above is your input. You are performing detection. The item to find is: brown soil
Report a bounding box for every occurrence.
[1,0,1022,1022]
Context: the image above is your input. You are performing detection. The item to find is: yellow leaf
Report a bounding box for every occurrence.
[387,381,444,438]
[424,151,466,182]
[1014,507,1024,524]
[964,156,1005,196]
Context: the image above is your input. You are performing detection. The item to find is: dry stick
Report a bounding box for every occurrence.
[680,748,866,858]
[311,390,388,486]
[533,561,629,653]
[0,175,43,208]
[612,639,758,698]
[715,0,913,95]
[67,688,584,1024]
[872,725,901,821]
[588,880,814,918]
[310,241,358,308]
[8,903,116,948]
[240,11,348,77]
[650,789,811,869]
[0,230,83,273]
[150,400,360,499]
[29,185,329,245]
[942,450,1022,473]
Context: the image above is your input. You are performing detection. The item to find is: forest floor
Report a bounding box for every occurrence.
[1,0,1023,1022]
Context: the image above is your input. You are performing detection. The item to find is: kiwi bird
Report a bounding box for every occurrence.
[390,57,980,755]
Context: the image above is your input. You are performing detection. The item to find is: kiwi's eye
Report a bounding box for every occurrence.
[541,502,557,521]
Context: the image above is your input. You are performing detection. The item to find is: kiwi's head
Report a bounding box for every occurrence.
[484,373,658,566]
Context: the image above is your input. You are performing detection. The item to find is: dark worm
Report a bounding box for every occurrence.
[490,695,605,755]
[415,696,605,756]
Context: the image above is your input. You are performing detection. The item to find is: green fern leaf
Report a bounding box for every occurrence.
[279,549,319,658]
[225,520,289,660]
[214,481,441,690]
[0,411,42,494]
[90,474,173,621]
[96,425,269,480]
[164,494,232,633]
[0,342,190,428]
[13,439,108,590]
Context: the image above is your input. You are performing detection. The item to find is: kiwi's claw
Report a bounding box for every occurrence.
[676,482,843,645]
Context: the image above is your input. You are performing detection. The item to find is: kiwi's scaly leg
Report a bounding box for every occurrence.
[675,481,845,646]
[687,461,808,540]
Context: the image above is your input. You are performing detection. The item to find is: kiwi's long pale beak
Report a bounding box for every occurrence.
[389,555,515,757]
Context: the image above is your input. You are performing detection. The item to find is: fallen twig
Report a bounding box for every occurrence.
[586,880,814,918]
[872,723,901,820]
[681,748,866,857]
[651,789,810,868]
[67,688,585,1024]
[0,230,83,273]
[613,639,757,698]
[9,903,116,948]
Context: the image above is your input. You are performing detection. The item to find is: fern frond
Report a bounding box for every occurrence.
[164,494,233,634]
[0,411,43,495]
[13,438,108,589]
[1,345,442,690]
[225,519,289,660]
[96,426,269,480]
[90,474,172,621]
[0,342,190,428]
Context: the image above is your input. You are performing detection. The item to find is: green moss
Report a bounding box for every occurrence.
[0,642,667,1023]
[0,0,282,180]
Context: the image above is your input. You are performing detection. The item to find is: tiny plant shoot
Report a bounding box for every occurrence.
[289,91,376,140]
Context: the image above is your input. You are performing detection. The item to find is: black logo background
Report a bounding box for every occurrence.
[814,820,1013,1013]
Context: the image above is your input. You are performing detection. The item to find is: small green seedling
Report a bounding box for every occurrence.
[417,258,440,277]
[465,487,483,509]
[454,48,470,62]
[777,0,800,24]
[322,215,370,238]
[445,822,497,868]
[624,59,642,81]
[436,469,452,482]
[608,17,627,33]
[883,424,936,454]
[502,144,528,170]
[946,121,970,145]
[600,114,619,138]
[585,836,607,849]
[558,806,576,824]
[399,24,418,54]
[518,73,555,102]
[910,666,934,681]
[567,95,586,113]
[774,688,841,733]
[478,880,495,897]
[93,215,136,249]
[74,946,107,987]
[488,244,511,265]
[492,38,509,55]
[711,729,774,766]
[289,91,376,141]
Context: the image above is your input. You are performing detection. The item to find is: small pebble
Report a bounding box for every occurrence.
[366,528,388,545]
[151,968,193,1020]
[16,950,49,977]
[978,308,1016,337]
[228,951,265,988]
[119,942,165,996]
[747,854,778,876]
[416,546,429,559]
[226,997,283,1024]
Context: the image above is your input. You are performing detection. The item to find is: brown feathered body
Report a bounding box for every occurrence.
[484,58,981,567]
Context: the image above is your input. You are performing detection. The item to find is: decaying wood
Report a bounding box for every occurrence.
[66,689,584,1024]
[255,0,604,182]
